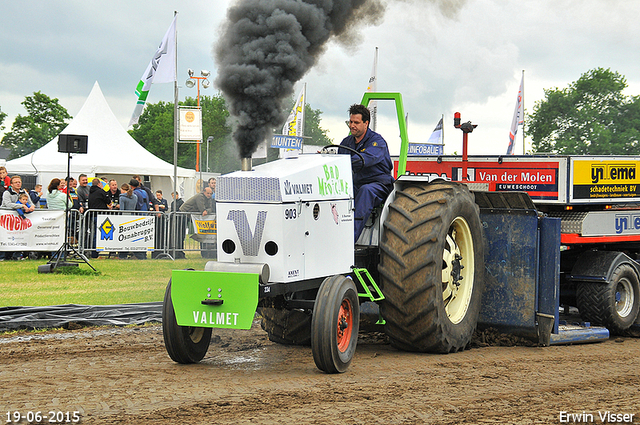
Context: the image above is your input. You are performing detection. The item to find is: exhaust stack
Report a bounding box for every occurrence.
[241,157,252,171]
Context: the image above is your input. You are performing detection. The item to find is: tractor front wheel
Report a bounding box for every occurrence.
[162,279,212,363]
[311,275,360,373]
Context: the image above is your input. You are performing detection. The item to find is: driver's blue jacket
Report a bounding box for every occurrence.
[338,128,395,188]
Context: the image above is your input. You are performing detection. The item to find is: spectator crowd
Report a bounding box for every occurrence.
[0,166,216,261]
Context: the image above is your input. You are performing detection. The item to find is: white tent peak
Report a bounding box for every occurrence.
[7,81,194,179]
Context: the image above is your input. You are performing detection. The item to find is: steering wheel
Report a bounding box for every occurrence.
[321,144,365,173]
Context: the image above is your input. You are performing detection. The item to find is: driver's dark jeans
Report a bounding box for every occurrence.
[354,181,393,242]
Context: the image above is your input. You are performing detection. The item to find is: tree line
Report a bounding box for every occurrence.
[2,68,640,165]
[0,92,333,174]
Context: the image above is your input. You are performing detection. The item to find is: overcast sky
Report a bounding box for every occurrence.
[1,0,639,159]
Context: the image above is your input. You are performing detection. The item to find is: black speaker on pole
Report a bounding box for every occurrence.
[39,133,95,273]
[58,134,88,154]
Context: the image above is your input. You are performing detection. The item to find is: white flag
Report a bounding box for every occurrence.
[507,73,524,155]
[129,16,177,127]
[426,118,443,145]
[367,47,378,131]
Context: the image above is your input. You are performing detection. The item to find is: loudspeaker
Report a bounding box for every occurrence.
[58,134,88,154]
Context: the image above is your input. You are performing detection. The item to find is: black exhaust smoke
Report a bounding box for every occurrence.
[214,0,386,159]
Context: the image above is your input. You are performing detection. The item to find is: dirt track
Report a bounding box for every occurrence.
[1,321,638,425]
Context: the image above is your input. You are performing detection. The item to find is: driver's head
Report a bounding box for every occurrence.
[348,104,370,140]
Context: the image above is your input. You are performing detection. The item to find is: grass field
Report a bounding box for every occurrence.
[0,255,210,308]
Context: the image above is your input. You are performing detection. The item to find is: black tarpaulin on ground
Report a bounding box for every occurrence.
[0,303,162,332]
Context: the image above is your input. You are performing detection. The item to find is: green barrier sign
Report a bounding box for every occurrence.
[170,270,260,329]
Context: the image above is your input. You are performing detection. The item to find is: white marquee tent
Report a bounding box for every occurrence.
[6,82,196,198]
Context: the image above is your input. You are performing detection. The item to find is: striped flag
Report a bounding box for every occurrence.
[506,73,524,154]
[129,16,177,127]
[367,47,378,131]
[282,84,306,137]
[278,84,306,158]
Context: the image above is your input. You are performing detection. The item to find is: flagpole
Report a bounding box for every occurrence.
[172,11,178,260]
[301,82,306,138]
[521,69,525,154]
[372,47,378,131]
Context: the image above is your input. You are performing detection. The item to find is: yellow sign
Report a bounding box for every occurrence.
[573,160,638,185]
[194,218,217,235]
[572,159,640,200]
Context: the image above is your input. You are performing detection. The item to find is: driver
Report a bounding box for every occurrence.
[339,104,394,242]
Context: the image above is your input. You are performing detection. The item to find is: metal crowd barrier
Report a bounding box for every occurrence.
[77,210,216,260]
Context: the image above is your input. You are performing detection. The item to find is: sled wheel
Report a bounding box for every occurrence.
[259,307,312,345]
[577,264,640,335]
[311,275,360,373]
[378,181,484,353]
[162,279,212,363]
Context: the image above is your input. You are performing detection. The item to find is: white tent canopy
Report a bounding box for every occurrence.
[7,82,196,198]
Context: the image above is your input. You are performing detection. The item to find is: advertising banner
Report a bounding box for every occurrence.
[395,157,565,203]
[571,158,640,202]
[407,143,444,156]
[271,135,303,150]
[179,107,202,141]
[191,214,216,243]
[0,210,65,251]
[96,214,155,252]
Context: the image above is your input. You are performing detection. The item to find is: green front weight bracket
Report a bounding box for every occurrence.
[352,267,386,325]
[170,270,260,330]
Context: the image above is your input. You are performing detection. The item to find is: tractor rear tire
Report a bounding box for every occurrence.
[378,181,484,353]
[259,307,312,346]
[311,275,360,373]
[576,264,640,335]
[162,279,212,363]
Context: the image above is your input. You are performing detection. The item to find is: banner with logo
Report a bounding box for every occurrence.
[190,214,216,243]
[179,107,202,141]
[571,158,640,202]
[0,210,65,251]
[96,214,155,252]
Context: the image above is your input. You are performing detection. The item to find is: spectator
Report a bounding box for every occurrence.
[129,179,149,259]
[207,177,217,212]
[118,183,138,259]
[106,179,120,209]
[169,191,186,259]
[202,178,217,259]
[170,191,184,212]
[130,179,149,211]
[65,177,81,210]
[16,193,33,219]
[180,187,214,259]
[151,190,169,258]
[0,166,10,200]
[87,178,112,259]
[118,183,138,211]
[76,174,90,212]
[46,178,70,210]
[64,177,81,247]
[133,175,159,211]
[2,176,35,211]
[1,176,33,261]
[156,190,168,212]
[0,166,10,190]
[180,187,213,216]
[88,178,111,210]
[29,184,43,207]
